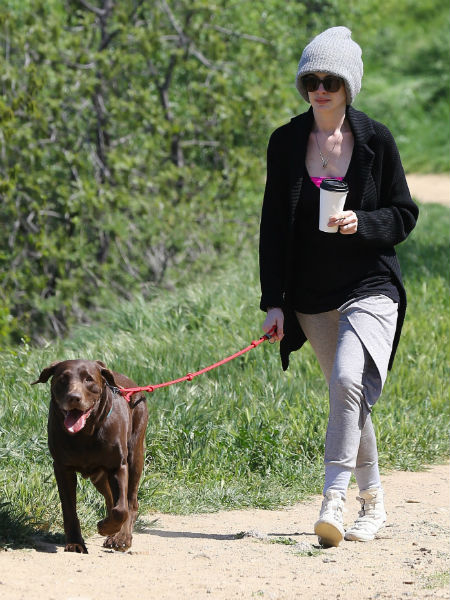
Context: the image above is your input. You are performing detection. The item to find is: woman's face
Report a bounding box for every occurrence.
[307,72,347,112]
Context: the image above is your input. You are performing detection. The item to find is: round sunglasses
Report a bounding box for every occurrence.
[301,74,343,93]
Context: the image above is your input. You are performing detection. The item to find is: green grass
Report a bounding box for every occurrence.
[0,201,448,547]
[422,570,450,590]
[293,547,324,558]
[269,536,298,546]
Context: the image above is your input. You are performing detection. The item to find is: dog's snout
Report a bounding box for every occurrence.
[66,391,82,403]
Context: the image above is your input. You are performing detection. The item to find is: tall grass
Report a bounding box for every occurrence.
[0,201,448,545]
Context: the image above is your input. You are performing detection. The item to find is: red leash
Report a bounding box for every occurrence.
[116,327,276,402]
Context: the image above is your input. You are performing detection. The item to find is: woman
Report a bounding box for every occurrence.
[259,27,418,547]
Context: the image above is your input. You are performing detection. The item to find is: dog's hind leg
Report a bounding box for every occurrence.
[90,469,114,515]
[127,425,147,530]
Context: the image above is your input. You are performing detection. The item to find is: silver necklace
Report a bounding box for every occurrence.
[315,132,339,168]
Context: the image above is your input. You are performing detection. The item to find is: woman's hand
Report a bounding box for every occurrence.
[328,210,358,235]
[262,307,284,342]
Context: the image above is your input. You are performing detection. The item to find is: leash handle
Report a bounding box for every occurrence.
[263,325,277,340]
[117,326,277,402]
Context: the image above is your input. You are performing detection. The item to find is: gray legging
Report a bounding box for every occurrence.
[297,295,398,496]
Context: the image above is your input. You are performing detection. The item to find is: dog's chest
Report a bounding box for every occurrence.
[49,430,126,474]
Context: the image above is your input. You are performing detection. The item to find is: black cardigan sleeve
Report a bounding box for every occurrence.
[354,124,419,247]
[259,128,289,311]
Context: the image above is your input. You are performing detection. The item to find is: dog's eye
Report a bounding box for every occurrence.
[87,383,101,393]
[56,373,69,385]
[85,375,94,382]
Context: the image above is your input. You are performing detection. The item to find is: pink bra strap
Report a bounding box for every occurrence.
[310,176,344,189]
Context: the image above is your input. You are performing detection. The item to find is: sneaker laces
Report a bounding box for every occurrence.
[351,495,383,530]
[357,496,368,517]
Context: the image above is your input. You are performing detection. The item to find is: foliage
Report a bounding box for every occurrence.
[0,0,448,347]
[344,0,450,172]
[0,0,314,344]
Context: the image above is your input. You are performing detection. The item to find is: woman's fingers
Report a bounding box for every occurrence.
[328,210,358,234]
[263,308,284,342]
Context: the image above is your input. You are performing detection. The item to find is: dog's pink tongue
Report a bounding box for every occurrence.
[64,409,87,433]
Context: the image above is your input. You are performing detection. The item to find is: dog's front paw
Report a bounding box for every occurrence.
[65,542,88,554]
[97,516,122,536]
[103,533,132,552]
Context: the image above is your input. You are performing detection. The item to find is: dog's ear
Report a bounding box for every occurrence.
[99,367,118,387]
[31,361,63,385]
[96,361,119,388]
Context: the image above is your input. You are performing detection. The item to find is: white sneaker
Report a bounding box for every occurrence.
[344,487,386,542]
[314,490,345,547]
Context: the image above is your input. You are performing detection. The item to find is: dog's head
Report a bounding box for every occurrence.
[32,359,118,435]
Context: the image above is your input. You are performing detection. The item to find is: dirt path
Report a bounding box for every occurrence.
[1,463,448,600]
[406,173,449,206]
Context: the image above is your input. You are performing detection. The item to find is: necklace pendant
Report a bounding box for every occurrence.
[322,159,328,168]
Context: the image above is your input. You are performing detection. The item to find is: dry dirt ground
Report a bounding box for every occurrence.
[0,175,448,600]
[0,464,448,600]
[405,174,449,206]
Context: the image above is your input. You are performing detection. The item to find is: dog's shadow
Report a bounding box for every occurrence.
[29,535,65,553]
[0,502,65,554]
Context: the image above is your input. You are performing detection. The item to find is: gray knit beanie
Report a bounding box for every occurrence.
[295,26,363,104]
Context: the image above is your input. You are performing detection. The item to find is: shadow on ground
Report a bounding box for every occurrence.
[0,501,64,553]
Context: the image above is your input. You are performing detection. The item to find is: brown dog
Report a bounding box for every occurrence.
[32,359,148,553]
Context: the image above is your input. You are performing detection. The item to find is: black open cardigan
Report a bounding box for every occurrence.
[259,105,419,371]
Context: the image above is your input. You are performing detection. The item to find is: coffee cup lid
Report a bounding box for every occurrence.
[320,178,348,192]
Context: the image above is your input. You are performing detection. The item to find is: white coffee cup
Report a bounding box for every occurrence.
[319,179,349,233]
